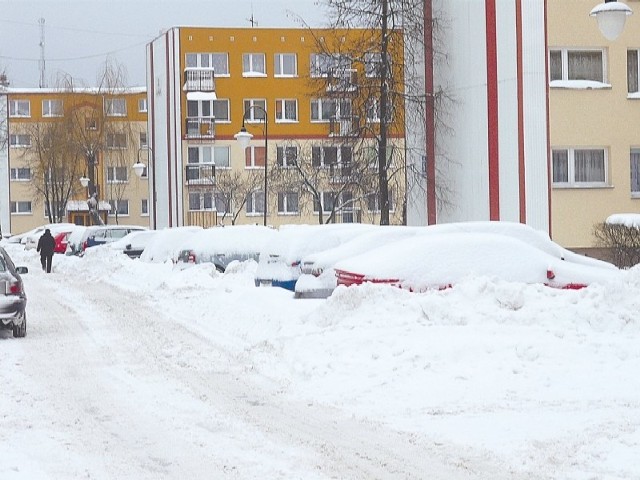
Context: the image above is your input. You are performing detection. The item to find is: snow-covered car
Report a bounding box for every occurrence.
[0,246,28,338]
[20,223,76,250]
[255,223,377,291]
[85,225,147,249]
[175,225,276,272]
[107,230,159,259]
[334,231,621,291]
[139,226,203,263]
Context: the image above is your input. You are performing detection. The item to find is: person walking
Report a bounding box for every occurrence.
[37,228,56,273]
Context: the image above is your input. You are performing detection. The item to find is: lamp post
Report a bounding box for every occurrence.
[79,149,103,225]
[590,0,633,41]
[235,105,268,226]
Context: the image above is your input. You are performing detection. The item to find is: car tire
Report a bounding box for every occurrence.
[12,314,26,338]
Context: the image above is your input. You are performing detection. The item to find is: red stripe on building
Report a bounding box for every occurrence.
[485,0,500,220]
[516,0,526,222]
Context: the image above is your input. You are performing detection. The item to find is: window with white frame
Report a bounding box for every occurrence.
[312,145,352,167]
[10,167,31,181]
[366,98,393,123]
[549,49,605,83]
[214,192,230,214]
[188,99,229,121]
[188,192,215,211]
[631,149,640,196]
[138,98,148,112]
[106,133,127,149]
[141,199,149,216]
[187,145,230,168]
[9,134,31,147]
[246,190,265,214]
[10,201,32,214]
[245,146,265,168]
[105,98,127,116]
[9,100,30,117]
[367,191,395,212]
[139,132,148,148]
[310,98,351,122]
[275,53,297,76]
[313,191,336,213]
[278,192,299,214]
[107,166,128,183]
[42,99,63,117]
[243,53,266,76]
[310,53,350,77]
[213,99,230,121]
[186,53,229,76]
[243,99,266,121]
[552,148,607,186]
[365,52,383,77]
[108,199,129,216]
[275,99,298,122]
[276,146,298,167]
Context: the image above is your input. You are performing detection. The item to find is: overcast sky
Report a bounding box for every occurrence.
[0,0,326,88]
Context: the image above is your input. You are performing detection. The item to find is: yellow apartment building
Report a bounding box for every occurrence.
[0,87,150,235]
[548,0,640,253]
[146,27,405,229]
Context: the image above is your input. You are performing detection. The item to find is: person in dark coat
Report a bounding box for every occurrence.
[36,228,56,273]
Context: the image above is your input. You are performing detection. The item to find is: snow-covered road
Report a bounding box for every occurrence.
[0,247,531,480]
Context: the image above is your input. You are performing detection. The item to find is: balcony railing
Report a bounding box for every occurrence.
[185,164,216,186]
[183,68,216,92]
[329,115,358,137]
[326,68,358,93]
[185,117,215,139]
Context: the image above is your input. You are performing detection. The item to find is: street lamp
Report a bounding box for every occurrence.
[590,0,633,41]
[79,149,103,225]
[133,146,150,179]
[235,105,268,226]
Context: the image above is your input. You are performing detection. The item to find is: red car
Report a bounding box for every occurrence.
[53,231,73,254]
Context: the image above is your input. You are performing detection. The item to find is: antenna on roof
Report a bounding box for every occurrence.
[39,17,46,88]
[247,3,258,27]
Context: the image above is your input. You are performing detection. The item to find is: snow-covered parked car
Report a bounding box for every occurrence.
[255,223,377,291]
[139,226,203,263]
[175,225,277,272]
[334,231,620,291]
[107,230,159,259]
[0,245,28,338]
[20,223,76,250]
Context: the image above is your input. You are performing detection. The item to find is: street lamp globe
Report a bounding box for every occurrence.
[79,175,90,188]
[590,0,633,41]
[132,162,146,179]
[234,128,253,149]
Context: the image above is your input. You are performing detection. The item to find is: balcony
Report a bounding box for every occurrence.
[329,116,358,137]
[326,68,358,93]
[183,68,216,92]
[185,164,216,186]
[185,117,215,139]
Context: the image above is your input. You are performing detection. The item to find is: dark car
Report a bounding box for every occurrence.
[0,246,28,338]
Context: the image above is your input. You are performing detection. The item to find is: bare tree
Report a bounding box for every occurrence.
[0,70,8,152]
[214,169,264,225]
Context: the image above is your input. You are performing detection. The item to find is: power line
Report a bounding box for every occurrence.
[0,40,150,63]
[0,18,155,39]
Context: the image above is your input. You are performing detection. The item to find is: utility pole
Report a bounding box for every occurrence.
[39,18,46,88]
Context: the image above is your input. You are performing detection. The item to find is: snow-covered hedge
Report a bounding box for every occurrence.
[594,214,640,268]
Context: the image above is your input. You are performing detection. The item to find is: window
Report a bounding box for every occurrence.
[245,146,266,168]
[138,98,148,112]
[10,201,32,214]
[310,98,351,122]
[246,191,265,215]
[139,132,148,148]
[188,192,215,211]
[243,99,266,121]
[106,133,127,149]
[312,145,352,167]
[275,99,298,122]
[186,99,229,121]
[310,53,350,77]
[276,146,298,167]
[628,50,640,94]
[631,149,640,196]
[275,53,297,76]
[549,49,605,83]
[552,148,607,186]
[141,199,149,216]
[367,191,395,212]
[365,52,383,77]
[214,99,230,121]
[313,192,336,213]
[105,98,127,116]
[186,53,229,76]
[243,53,266,76]
[9,134,31,147]
[188,145,230,168]
[366,98,393,123]
[278,192,299,214]
[9,100,30,117]
[42,99,63,117]
[108,199,129,216]
[107,166,128,183]
[10,167,31,181]
[214,192,230,214]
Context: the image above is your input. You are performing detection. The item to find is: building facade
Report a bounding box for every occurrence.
[548,0,640,251]
[146,27,406,229]
[0,87,150,235]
